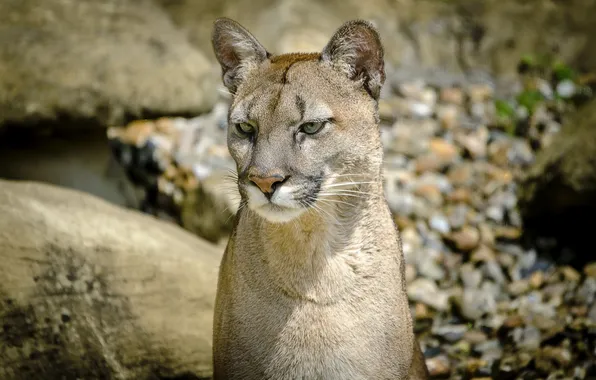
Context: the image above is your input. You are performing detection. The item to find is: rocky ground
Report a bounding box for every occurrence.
[107,66,596,379]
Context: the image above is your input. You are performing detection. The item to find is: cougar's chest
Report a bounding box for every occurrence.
[253,299,376,380]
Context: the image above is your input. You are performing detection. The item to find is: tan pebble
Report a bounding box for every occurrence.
[471,245,496,263]
[414,302,430,320]
[478,224,496,247]
[394,215,414,230]
[447,164,473,185]
[414,154,444,173]
[440,87,465,105]
[508,280,530,296]
[405,264,417,284]
[155,117,178,136]
[429,138,460,161]
[468,84,494,103]
[494,226,522,240]
[447,227,480,252]
[584,262,596,278]
[123,120,154,147]
[529,271,544,289]
[413,184,443,206]
[560,266,581,282]
[426,356,451,377]
[501,314,525,329]
[464,330,488,345]
[447,187,472,204]
[437,104,460,130]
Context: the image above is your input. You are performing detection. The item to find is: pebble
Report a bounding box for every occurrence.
[446,226,480,252]
[408,278,450,311]
[426,355,451,377]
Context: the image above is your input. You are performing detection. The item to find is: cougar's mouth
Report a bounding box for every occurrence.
[243,174,324,223]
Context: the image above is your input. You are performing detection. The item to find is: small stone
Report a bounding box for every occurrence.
[460,263,483,289]
[447,188,472,203]
[502,314,525,329]
[560,266,581,282]
[426,355,451,377]
[414,154,445,173]
[556,79,576,98]
[571,305,588,317]
[466,358,489,375]
[471,245,497,263]
[588,303,596,324]
[405,264,417,284]
[539,346,573,368]
[513,325,541,350]
[437,104,460,130]
[429,138,460,162]
[433,324,469,343]
[484,260,507,285]
[478,224,496,247]
[455,127,489,159]
[508,280,530,296]
[414,302,431,320]
[448,164,474,186]
[408,278,450,311]
[529,271,545,289]
[418,258,446,281]
[493,226,522,240]
[394,215,414,230]
[460,288,497,320]
[378,98,396,121]
[446,204,468,230]
[440,87,465,105]
[446,227,481,252]
[414,184,443,206]
[410,102,434,118]
[468,84,494,103]
[464,330,488,345]
[485,205,505,223]
[576,278,596,305]
[429,214,451,234]
[584,262,596,278]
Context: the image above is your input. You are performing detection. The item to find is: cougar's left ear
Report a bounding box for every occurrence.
[321,20,385,100]
[212,18,270,94]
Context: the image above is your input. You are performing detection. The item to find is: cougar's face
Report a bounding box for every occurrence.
[227,57,381,223]
[213,18,385,223]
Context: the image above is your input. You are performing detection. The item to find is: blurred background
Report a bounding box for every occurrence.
[1,0,596,379]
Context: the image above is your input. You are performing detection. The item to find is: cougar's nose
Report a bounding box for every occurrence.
[248,172,286,196]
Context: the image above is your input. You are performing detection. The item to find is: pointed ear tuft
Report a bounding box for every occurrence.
[321,20,385,100]
[211,18,270,93]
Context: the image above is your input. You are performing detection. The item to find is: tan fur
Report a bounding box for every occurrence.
[211,18,429,379]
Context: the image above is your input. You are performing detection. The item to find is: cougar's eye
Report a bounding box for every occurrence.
[299,121,326,135]
[236,122,256,136]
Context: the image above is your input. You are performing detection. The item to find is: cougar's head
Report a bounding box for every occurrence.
[212,18,385,223]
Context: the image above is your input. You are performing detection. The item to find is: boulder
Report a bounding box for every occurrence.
[0,180,222,379]
[0,0,218,130]
[159,0,596,78]
[518,99,596,264]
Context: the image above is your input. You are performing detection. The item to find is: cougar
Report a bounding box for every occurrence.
[211,17,429,380]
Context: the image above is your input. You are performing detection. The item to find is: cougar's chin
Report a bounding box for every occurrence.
[252,204,306,223]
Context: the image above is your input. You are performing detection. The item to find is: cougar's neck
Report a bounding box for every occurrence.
[241,178,394,304]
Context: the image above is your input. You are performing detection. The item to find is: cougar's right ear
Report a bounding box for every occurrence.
[212,18,270,94]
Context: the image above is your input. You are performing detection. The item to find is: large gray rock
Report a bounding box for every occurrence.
[160,0,596,78]
[0,0,218,129]
[0,180,221,379]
